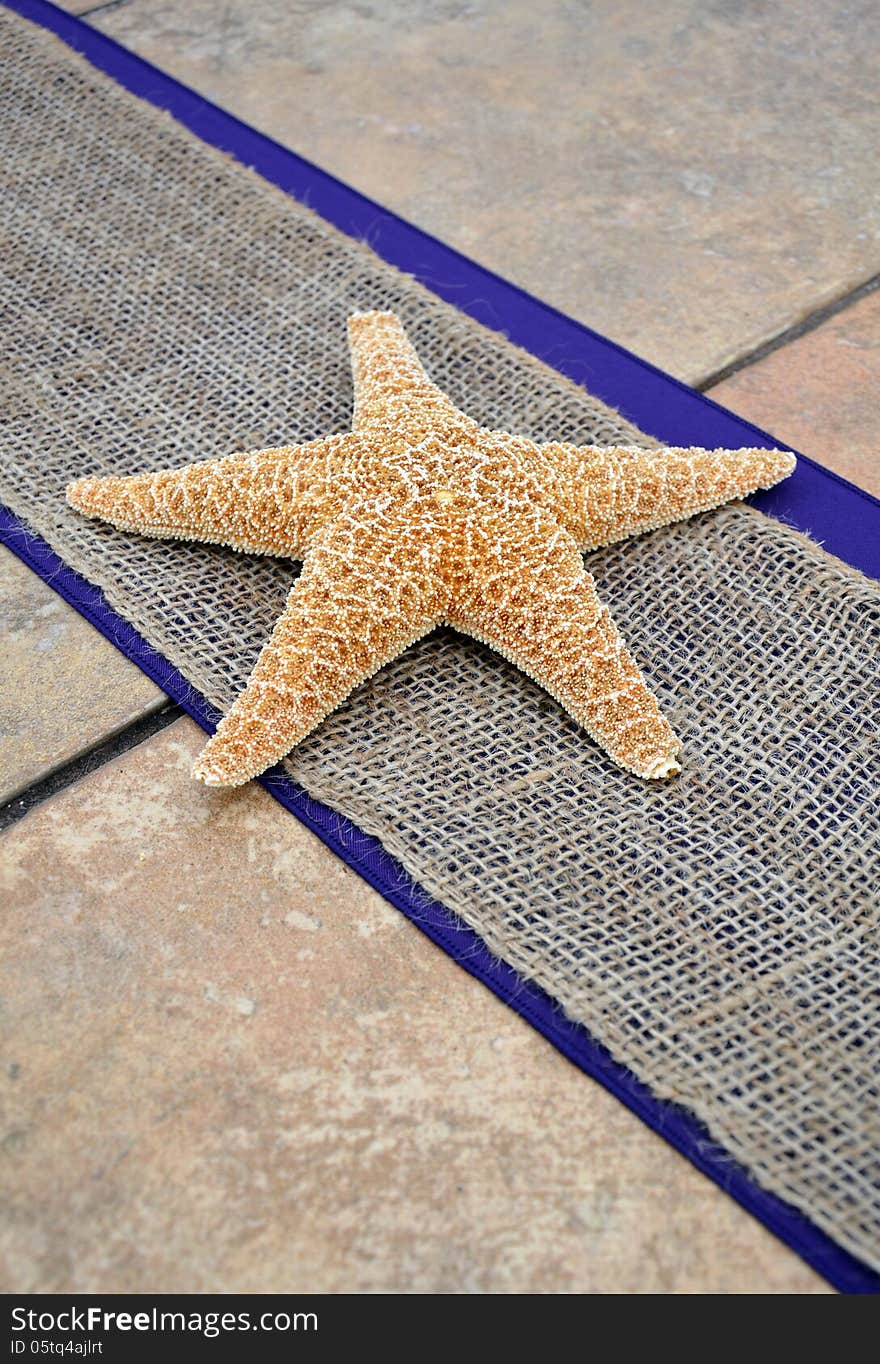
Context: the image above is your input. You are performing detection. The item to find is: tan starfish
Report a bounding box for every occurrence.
[67,311,795,787]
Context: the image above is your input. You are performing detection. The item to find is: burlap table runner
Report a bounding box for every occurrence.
[2,9,878,1272]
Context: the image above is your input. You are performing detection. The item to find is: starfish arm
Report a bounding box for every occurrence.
[348,311,470,432]
[532,443,796,550]
[445,508,681,779]
[66,435,358,558]
[192,496,449,786]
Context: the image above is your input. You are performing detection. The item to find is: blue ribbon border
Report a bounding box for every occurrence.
[3,0,878,1293]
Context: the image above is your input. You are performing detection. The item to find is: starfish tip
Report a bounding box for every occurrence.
[192,761,221,787]
[765,448,797,484]
[347,308,398,332]
[66,477,98,511]
[643,754,682,780]
[192,749,247,788]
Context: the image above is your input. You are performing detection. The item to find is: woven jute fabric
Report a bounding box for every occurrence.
[2,10,879,1270]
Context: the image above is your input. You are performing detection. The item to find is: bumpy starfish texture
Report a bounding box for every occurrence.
[67,311,795,787]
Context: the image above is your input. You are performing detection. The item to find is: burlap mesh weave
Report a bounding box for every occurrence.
[2,10,879,1271]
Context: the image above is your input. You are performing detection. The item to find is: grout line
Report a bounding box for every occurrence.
[0,702,183,834]
[76,0,137,19]
[698,272,880,391]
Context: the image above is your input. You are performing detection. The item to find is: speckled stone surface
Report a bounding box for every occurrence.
[0,718,829,1293]
[74,0,880,384]
[709,288,880,498]
[0,547,164,805]
[61,0,107,14]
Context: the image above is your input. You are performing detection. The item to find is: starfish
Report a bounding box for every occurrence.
[67,311,795,787]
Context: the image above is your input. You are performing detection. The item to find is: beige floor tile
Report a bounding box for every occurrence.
[0,547,165,806]
[0,717,828,1293]
[57,0,107,14]
[82,0,880,385]
[709,288,880,498]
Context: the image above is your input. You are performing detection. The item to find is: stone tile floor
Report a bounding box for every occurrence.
[3,0,878,1292]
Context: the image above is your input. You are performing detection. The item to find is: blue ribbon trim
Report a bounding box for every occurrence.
[3,0,879,1292]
